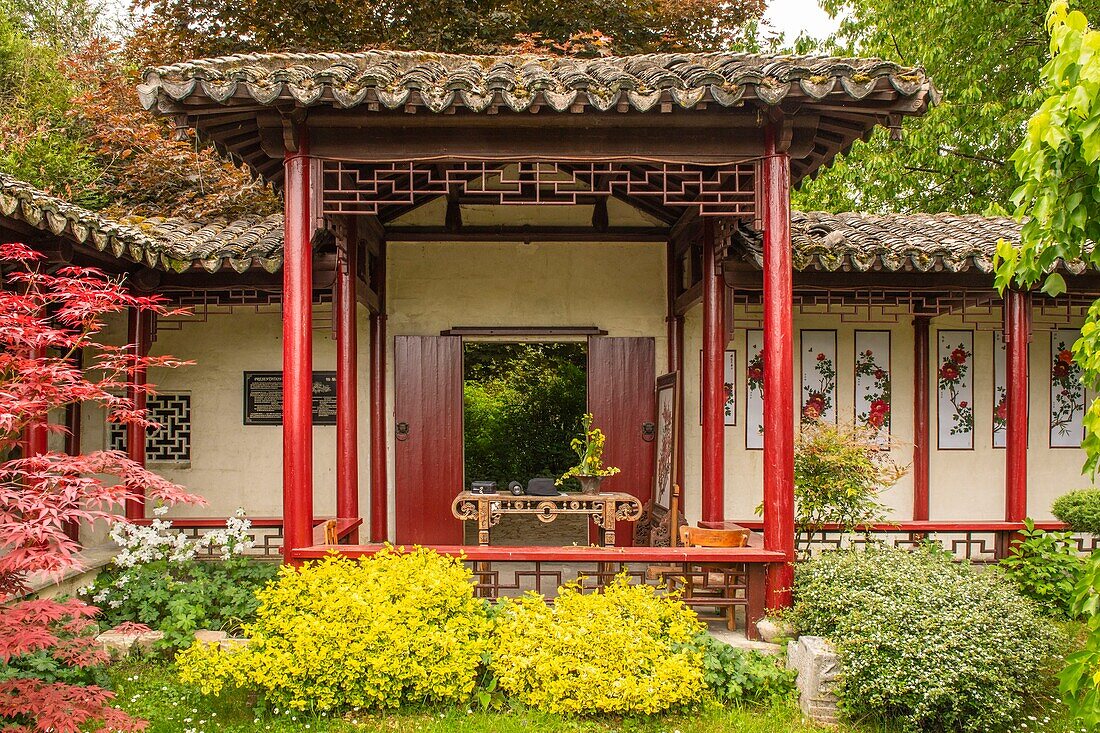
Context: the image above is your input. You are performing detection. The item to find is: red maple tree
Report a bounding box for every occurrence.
[0,242,203,732]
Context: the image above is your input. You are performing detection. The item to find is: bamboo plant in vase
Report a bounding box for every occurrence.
[558,413,621,495]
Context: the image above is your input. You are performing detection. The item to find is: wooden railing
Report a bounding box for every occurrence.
[293,543,786,640]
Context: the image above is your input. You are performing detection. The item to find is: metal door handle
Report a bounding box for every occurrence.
[396,421,410,441]
[641,421,656,442]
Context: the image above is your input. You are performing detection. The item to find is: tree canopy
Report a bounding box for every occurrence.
[796,0,1100,215]
[128,0,765,63]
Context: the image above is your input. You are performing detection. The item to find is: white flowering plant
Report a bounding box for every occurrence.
[80,508,278,650]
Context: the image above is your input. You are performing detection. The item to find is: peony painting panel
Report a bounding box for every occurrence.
[1050,329,1085,448]
[746,330,764,450]
[993,332,1007,449]
[937,330,974,449]
[698,349,737,426]
[854,330,891,446]
[801,330,837,424]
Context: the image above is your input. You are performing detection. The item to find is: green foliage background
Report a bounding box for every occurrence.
[797,0,1100,215]
[463,343,586,489]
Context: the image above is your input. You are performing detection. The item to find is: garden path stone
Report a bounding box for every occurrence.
[96,627,164,656]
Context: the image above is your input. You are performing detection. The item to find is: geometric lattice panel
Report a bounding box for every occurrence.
[108,393,191,463]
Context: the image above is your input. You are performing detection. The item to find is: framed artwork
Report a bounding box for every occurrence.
[1050,329,1085,448]
[653,372,679,511]
[854,330,891,446]
[937,330,974,450]
[698,350,737,426]
[746,330,764,450]
[800,330,837,424]
[993,332,1007,449]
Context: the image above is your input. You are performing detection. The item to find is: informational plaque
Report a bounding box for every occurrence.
[243,371,338,425]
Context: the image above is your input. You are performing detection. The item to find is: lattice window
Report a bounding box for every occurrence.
[109,393,192,463]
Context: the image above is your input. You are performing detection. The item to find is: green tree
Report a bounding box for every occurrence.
[994,4,1100,725]
[796,0,1100,215]
[463,343,586,489]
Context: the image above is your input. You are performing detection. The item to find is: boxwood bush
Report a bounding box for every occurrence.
[1053,489,1100,536]
[177,548,492,712]
[791,546,1063,732]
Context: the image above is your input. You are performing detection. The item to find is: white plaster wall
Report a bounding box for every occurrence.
[80,305,372,520]
[681,306,1088,523]
[384,239,668,533]
[682,307,914,522]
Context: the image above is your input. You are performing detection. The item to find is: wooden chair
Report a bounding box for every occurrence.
[677,523,751,631]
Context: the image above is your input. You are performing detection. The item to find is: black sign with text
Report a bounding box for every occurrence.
[243,371,338,425]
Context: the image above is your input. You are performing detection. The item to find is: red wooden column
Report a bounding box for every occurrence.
[282,132,315,559]
[666,240,686,491]
[335,219,359,542]
[912,316,931,520]
[762,120,796,608]
[1005,289,1032,522]
[369,241,389,542]
[27,342,49,458]
[701,219,725,525]
[125,307,150,521]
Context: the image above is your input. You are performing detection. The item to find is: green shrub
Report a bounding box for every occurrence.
[1000,518,1085,619]
[791,547,1062,732]
[789,422,903,550]
[696,634,795,706]
[491,576,706,714]
[1060,550,1100,729]
[1053,489,1100,536]
[177,548,492,712]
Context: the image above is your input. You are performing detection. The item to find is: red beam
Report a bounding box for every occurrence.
[762,120,796,609]
[912,316,931,520]
[336,218,360,542]
[1005,289,1031,522]
[291,543,787,563]
[369,241,389,542]
[282,131,315,560]
[701,219,725,524]
[666,240,686,492]
[125,308,150,521]
[731,519,1066,532]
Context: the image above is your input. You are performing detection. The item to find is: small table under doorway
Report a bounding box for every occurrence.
[451,491,644,546]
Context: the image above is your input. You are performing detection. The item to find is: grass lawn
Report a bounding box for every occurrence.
[109,660,1079,733]
[108,660,848,733]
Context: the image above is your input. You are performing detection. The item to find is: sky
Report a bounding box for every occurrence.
[761,0,841,43]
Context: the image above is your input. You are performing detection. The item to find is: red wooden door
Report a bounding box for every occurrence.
[394,335,464,544]
[587,336,656,546]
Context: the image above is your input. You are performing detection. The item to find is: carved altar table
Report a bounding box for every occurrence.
[451,491,644,546]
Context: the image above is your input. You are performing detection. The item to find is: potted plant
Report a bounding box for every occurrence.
[558,413,620,495]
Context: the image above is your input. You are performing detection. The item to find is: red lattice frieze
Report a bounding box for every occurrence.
[322,161,756,218]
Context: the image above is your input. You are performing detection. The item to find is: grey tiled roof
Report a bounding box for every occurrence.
[138,50,937,113]
[0,173,284,273]
[737,211,1089,275]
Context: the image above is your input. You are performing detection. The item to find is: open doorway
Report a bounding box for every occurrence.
[462,341,588,545]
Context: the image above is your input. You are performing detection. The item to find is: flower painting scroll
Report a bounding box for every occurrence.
[800,331,837,424]
[1050,329,1085,448]
[854,331,891,447]
[993,332,1007,448]
[746,330,764,450]
[937,331,974,449]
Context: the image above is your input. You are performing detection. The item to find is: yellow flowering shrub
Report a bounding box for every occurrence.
[177,548,492,711]
[490,576,706,714]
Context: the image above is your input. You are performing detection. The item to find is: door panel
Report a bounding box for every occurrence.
[394,335,464,544]
[587,336,657,546]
